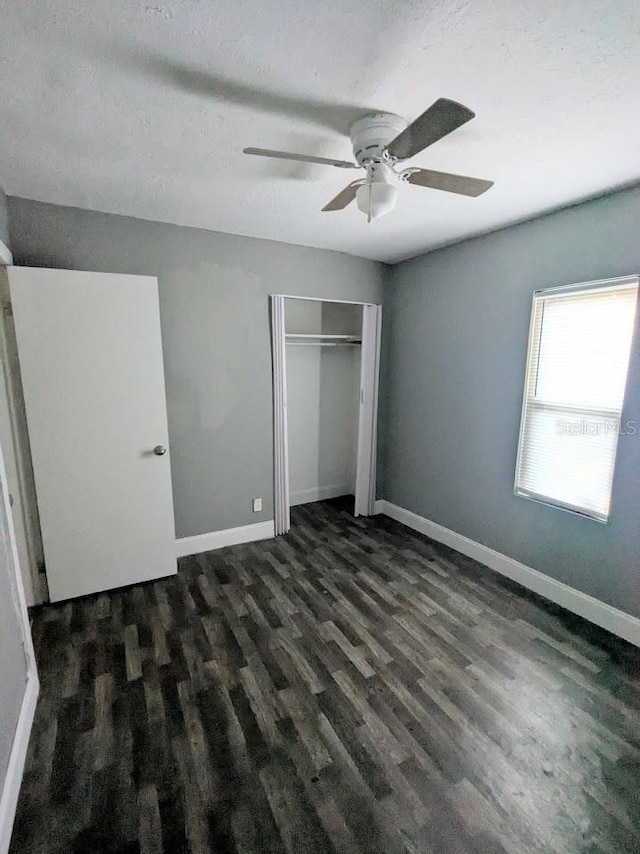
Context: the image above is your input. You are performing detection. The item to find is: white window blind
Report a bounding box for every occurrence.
[515,275,638,522]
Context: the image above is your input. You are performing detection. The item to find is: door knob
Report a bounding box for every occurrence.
[153,445,167,456]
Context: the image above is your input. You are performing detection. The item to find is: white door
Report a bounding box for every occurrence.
[355,304,382,516]
[8,267,176,602]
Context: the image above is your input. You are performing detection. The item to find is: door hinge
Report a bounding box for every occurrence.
[2,302,12,318]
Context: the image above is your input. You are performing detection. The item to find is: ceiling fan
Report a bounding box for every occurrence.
[244,98,493,221]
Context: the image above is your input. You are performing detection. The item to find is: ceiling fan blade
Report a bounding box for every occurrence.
[243,147,358,169]
[387,99,475,160]
[404,168,493,197]
[322,181,363,211]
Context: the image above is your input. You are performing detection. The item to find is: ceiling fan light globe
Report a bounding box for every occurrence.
[356,183,398,220]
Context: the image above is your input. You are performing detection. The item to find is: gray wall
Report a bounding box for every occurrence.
[286,300,361,505]
[382,185,640,618]
[0,187,10,250]
[287,346,360,504]
[8,198,384,538]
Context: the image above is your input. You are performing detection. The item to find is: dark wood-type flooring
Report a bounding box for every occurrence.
[10,499,640,853]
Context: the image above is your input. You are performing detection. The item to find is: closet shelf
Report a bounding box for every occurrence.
[286,341,361,346]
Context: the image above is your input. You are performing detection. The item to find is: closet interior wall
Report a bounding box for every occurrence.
[285,299,362,509]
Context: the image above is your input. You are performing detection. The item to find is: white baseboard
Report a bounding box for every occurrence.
[374,500,640,648]
[176,520,275,558]
[0,672,38,854]
[290,483,353,507]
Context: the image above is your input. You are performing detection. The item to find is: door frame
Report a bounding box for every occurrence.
[0,240,12,267]
[0,427,39,854]
[270,294,382,535]
[0,274,44,605]
[0,262,43,606]
[0,261,38,842]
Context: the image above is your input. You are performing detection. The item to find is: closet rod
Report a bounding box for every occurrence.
[285,333,361,340]
[286,341,361,347]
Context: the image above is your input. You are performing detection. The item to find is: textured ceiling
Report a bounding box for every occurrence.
[1,0,639,263]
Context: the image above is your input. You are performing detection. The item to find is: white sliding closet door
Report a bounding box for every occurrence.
[355,304,382,516]
[271,295,290,535]
[8,267,177,602]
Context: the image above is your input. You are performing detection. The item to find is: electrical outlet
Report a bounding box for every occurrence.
[252,497,263,513]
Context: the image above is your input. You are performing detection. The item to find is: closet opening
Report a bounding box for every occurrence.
[270,295,382,536]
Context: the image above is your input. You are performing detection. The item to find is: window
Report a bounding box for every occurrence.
[515,275,638,522]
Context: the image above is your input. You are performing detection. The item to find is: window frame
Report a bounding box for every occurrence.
[514,274,639,523]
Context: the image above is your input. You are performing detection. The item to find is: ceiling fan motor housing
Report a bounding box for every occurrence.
[350,113,408,166]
